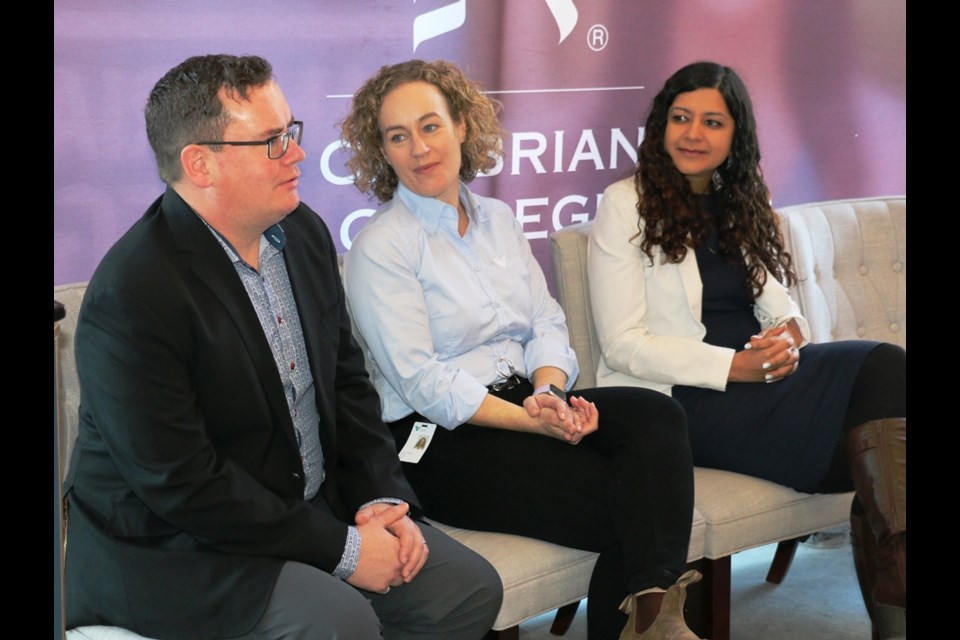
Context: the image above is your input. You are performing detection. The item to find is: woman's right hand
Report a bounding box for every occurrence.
[569,396,599,443]
[728,325,799,383]
[522,393,598,444]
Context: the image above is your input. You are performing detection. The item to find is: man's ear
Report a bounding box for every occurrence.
[180,144,214,188]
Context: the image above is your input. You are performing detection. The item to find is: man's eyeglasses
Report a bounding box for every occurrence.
[195,121,303,160]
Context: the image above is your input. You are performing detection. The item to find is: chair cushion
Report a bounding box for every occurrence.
[431,509,706,630]
[693,468,852,558]
[432,522,597,630]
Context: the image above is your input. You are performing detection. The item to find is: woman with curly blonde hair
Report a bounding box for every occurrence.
[342,59,703,640]
[342,59,502,203]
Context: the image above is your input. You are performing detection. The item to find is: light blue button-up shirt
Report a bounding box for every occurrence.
[344,183,579,428]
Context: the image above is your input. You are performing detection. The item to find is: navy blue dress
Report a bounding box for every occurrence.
[671,196,877,493]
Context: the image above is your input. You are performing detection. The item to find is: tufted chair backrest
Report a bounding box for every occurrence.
[777,197,905,349]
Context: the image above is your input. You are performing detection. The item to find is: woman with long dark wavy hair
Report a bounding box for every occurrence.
[342,59,704,640]
[588,61,906,639]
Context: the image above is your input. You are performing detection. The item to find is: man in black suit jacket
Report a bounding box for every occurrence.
[64,54,501,639]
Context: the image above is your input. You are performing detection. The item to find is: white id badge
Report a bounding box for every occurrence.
[398,422,437,463]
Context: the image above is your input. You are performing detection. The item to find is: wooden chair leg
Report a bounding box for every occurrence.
[765,538,802,585]
[484,626,519,640]
[549,600,581,635]
[687,557,731,640]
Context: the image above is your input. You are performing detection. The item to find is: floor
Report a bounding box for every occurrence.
[518,526,874,639]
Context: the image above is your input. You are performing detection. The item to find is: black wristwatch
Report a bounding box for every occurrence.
[533,383,567,403]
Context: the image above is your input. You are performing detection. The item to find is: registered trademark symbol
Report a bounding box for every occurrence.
[587,24,608,51]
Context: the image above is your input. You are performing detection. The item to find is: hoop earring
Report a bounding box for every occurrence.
[711,170,723,191]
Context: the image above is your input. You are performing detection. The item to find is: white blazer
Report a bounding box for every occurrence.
[587,177,809,396]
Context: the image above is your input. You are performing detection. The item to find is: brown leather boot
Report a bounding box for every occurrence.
[619,570,703,640]
[848,418,906,639]
[850,513,880,640]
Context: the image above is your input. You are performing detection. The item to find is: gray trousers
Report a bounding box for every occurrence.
[238,523,503,639]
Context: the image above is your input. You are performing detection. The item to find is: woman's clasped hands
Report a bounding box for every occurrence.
[523,393,599,444]
[729,323,801,384]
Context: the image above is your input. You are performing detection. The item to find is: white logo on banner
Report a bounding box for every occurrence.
[413,0,466,51]
[544,0,578,43]
[413,0,580,50]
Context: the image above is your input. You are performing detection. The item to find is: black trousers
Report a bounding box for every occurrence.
[389,383,694,640]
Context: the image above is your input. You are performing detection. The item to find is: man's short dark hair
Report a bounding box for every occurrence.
[145,54,274,185]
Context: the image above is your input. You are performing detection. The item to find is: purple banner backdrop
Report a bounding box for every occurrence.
[54,1,905,287]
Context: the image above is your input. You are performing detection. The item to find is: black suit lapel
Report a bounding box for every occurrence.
[160,188,300,452]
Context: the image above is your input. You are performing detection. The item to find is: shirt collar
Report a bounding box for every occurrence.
[396,182,487,235]
[197,212,286,267]
[263,223,287,251]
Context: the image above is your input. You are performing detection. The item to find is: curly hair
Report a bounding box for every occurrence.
[635,61,796,295]
[340,59,504,203]
[145,54,273,185]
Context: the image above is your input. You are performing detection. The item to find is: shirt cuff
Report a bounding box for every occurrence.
[332,526,361,580]
[360,497,405,509]
[448,374,490,427]
[332,498,405,580]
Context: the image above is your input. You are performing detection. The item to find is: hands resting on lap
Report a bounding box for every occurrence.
[349,501,428,594]
[729,323,801,384]
[523,392,599,445]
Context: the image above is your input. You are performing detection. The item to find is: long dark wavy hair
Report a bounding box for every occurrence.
[635,61,796,295]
